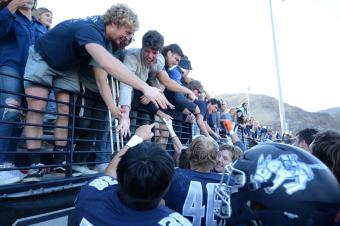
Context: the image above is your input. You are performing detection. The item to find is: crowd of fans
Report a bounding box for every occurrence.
[0,1,339,226]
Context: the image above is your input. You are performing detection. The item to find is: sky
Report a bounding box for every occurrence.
[36,0,340,112]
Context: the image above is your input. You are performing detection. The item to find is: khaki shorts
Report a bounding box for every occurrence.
[24,46,80,93]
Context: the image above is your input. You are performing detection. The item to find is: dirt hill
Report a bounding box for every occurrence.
[217,93,340,134]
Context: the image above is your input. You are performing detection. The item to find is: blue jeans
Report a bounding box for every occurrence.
[0,66,23,164]
[95,123,115,163]
[44,91,57,120]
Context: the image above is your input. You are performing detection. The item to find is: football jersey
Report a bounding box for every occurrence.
[164,168,226,226]
[75,175,192,226]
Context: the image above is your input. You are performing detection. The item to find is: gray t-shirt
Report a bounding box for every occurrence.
[119,48,165,107]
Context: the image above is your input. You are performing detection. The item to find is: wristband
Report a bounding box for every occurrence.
[126,135,143,147]
[167,125,176,138]
[229,130,235,135]
[162,118,177,138]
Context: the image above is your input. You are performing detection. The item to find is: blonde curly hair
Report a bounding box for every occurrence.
[103,3,139,31]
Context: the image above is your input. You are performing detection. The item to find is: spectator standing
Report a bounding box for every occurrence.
[22,4,170,181]
[119,31,194,146]
[0,0,45,185]
[32,7,57,123]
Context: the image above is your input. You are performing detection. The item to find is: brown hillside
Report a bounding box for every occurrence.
[218,93,340,134]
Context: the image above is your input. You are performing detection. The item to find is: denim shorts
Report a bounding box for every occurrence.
[24,46,80,92]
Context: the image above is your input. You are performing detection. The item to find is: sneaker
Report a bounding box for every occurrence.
[22,163,45,183]
[72,165,98,175]
[53,161,67,173]
[0,164,25,186]
[94,163,109,173]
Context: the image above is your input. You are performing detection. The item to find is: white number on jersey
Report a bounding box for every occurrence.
[89,176,117,191]
[159,212,193,226]
[182,181,219,226]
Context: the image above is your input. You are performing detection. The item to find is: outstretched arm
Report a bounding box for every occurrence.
[85,43,171,109]
[162,118,183,165]
[93,66,130,137]
[105,123,156,178]
[157,71,196,101]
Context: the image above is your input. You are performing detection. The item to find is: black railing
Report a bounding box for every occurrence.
[0,73,192,196]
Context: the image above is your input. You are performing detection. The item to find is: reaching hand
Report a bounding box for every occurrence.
[110,106,123,120]
[157,110,173,121]
[187,90,197,101]
[140,95,151,105]
[135,123,156,141]
[116,109,131,138]
[184,114,195,123]
[142,86,174,109]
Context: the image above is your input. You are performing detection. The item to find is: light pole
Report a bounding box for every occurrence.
[247,86,251,114]
[269,0,287,135]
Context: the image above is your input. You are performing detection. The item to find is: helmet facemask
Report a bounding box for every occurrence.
[214,162,246,224]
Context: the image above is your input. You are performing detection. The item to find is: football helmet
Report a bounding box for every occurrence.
[214,142,340,226]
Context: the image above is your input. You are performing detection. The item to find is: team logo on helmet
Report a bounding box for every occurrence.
[252,154,326,195]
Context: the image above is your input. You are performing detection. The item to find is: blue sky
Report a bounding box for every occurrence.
[37,0,340,112]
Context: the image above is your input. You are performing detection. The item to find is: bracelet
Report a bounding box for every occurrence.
[126,135,143,147]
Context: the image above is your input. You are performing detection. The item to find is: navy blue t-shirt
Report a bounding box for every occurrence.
[75,175,193,226]
[164,168,226,226]
[195,100,208,121]
[168,66,183,86]
[0,7,45,74]
[35,16,106,71]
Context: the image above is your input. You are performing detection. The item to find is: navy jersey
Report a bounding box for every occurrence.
[75,175,192,226]
[35,16,106,71]
[164,168,224,226]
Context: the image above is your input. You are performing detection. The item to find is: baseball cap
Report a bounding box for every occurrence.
[188,80,204,94]
[178,55,192,70]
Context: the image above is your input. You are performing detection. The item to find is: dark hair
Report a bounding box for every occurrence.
[296,128,318,145]
[142,30,164,51]
[311,130,340,183]
[208,98,220,106]
[116,142,175,210]
[161,44,184,57]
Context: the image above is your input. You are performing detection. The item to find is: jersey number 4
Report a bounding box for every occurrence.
[182,181,219,226]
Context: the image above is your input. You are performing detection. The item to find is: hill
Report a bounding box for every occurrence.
[217,93,340,134]
[318,107,340,118]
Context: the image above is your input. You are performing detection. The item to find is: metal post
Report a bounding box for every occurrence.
[269,0,287,135]
[247,86,251,115]
[110,77,121,152]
